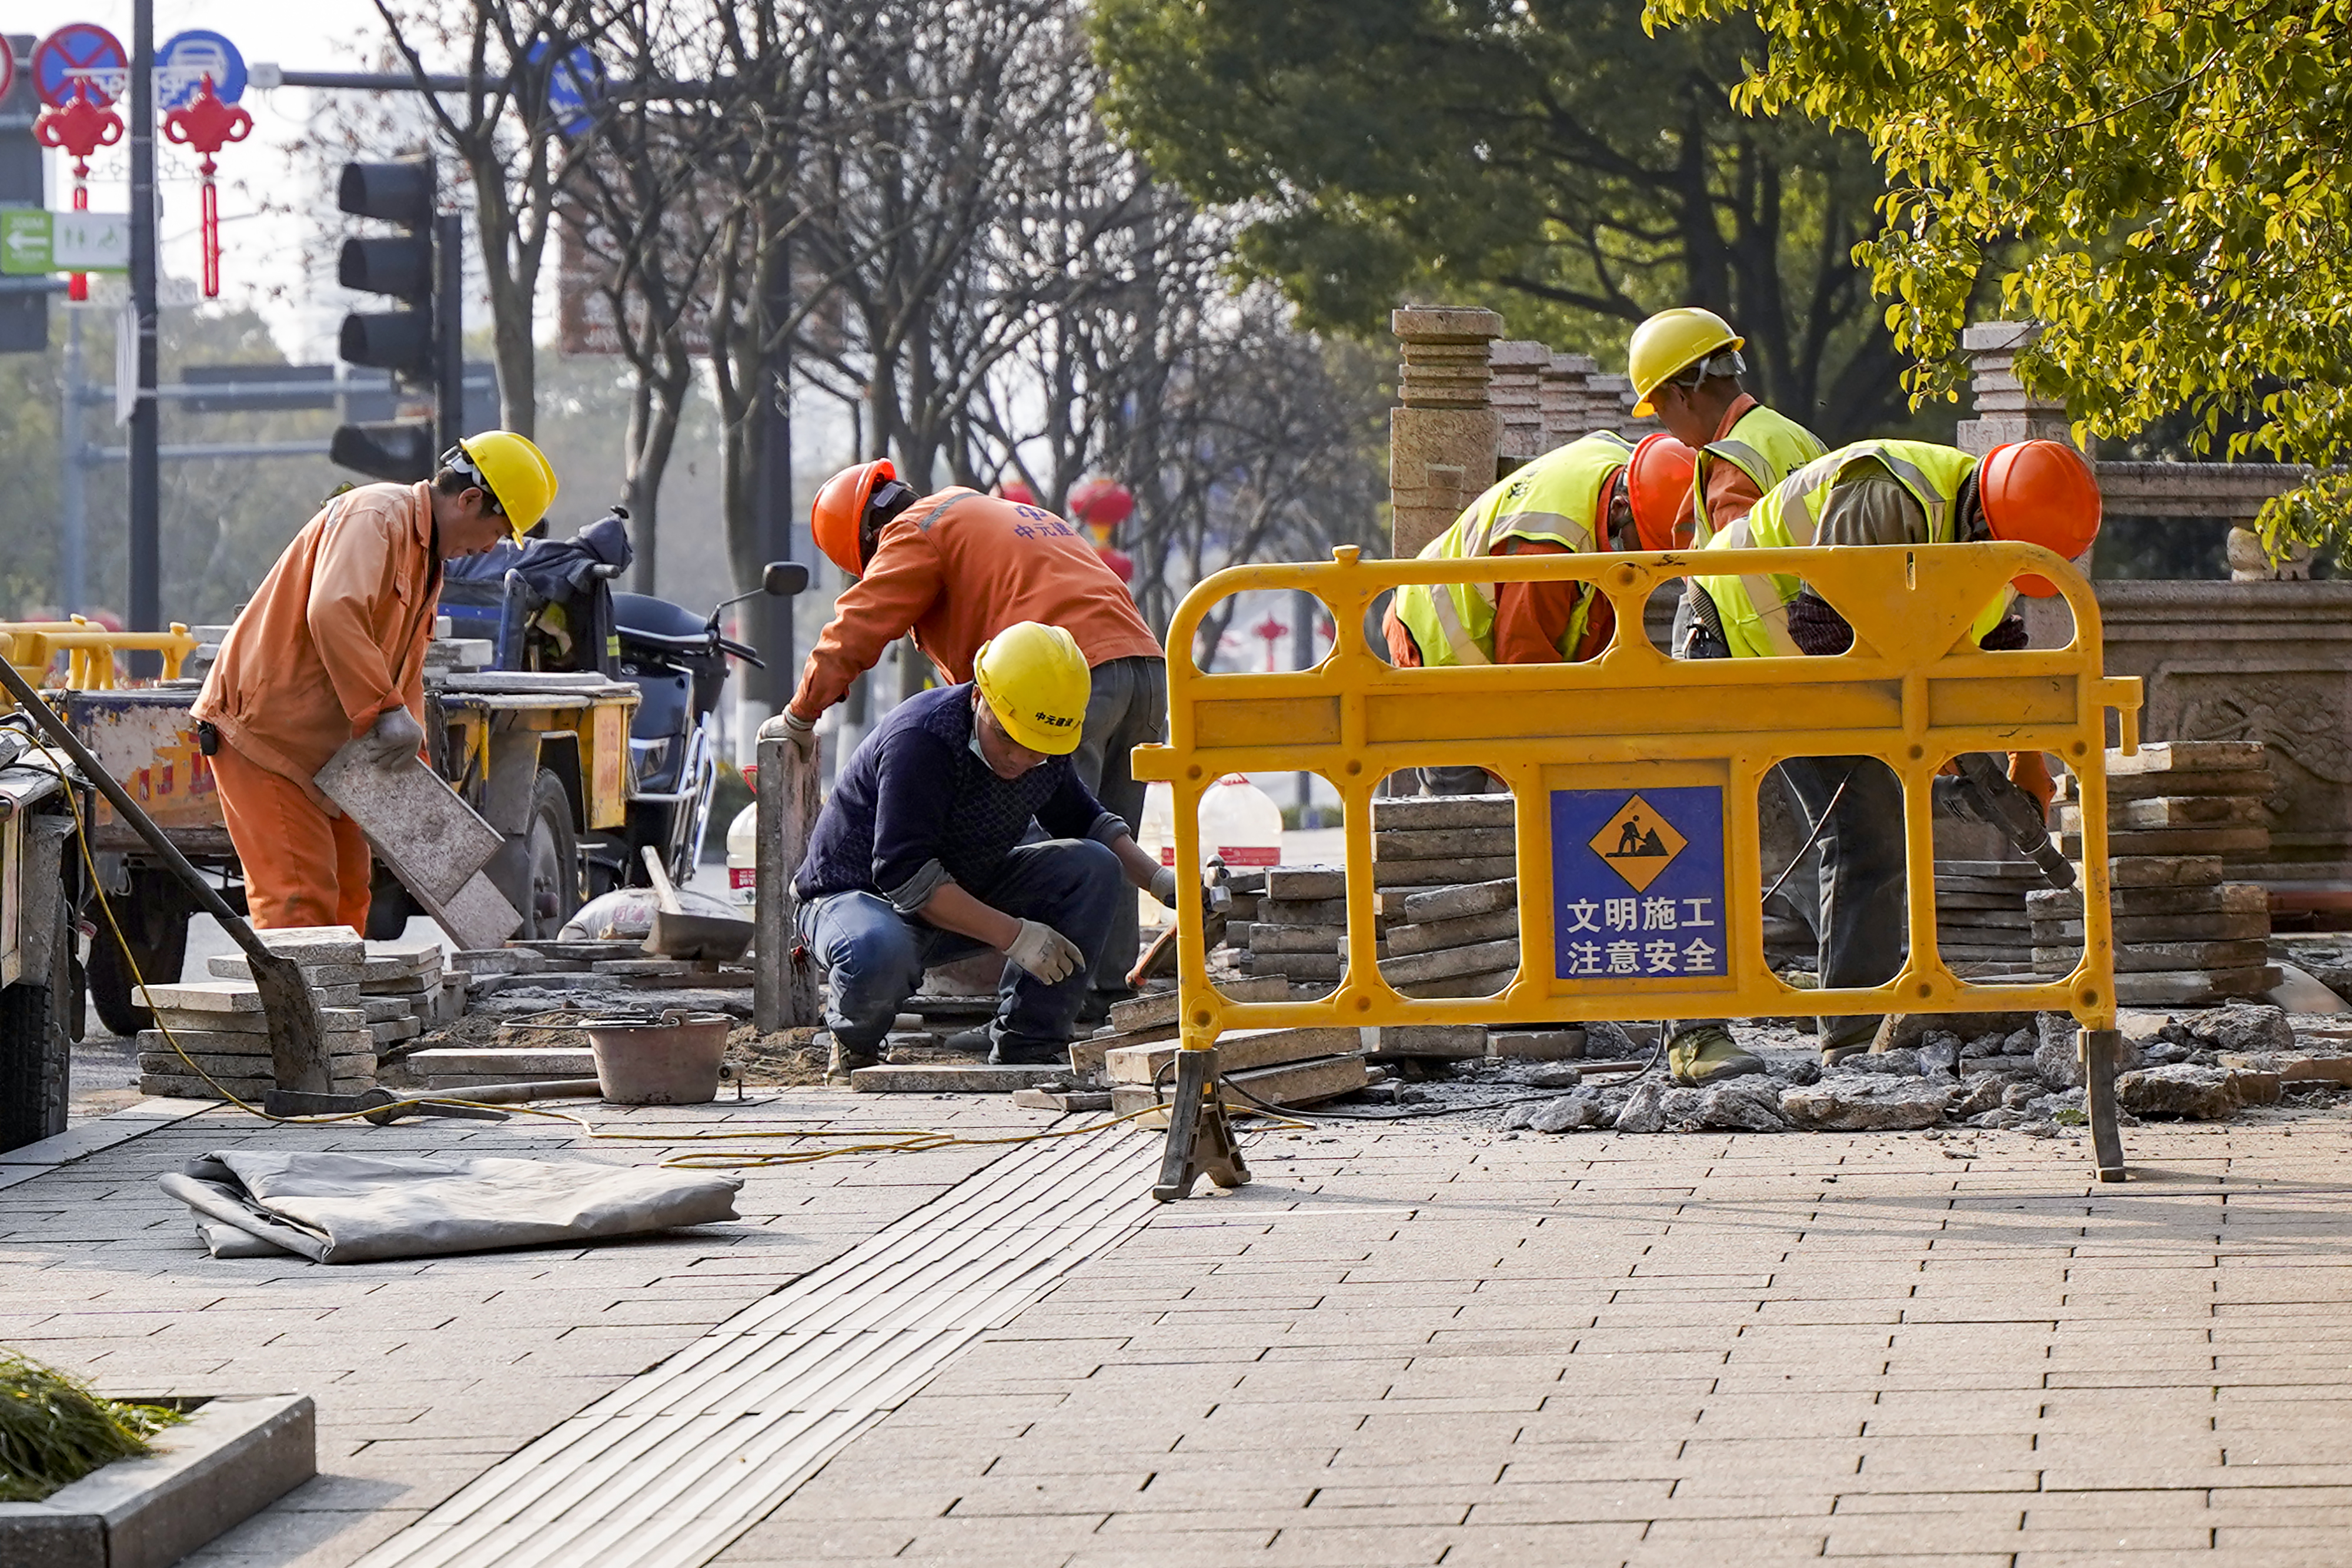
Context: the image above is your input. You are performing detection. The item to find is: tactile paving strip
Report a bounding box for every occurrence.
[356,1124,1157,1568]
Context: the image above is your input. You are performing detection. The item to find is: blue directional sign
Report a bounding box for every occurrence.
[1549,784,1728,981]
[158,30,250,110]
[527,40,605,138]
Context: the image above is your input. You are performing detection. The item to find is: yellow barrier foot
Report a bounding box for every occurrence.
[1152,1048,1250,1202]
[2081,1027,2127,1182]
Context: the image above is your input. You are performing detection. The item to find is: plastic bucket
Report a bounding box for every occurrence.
[581,1011,731,1105]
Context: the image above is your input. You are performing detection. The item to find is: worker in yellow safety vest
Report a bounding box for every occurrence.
[1662,437,2104,1083]
[1627,307,1828,547]
[1383,430,1698,793]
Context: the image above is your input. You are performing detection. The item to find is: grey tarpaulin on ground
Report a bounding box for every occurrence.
[158,1150,743,1263]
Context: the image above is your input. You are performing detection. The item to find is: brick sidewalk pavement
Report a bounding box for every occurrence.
[11,1095,2352,1566]
[717,1113,2352,1567]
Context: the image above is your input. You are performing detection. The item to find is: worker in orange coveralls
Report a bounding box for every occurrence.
[192,434,557,930]
[781,460,1166,1009]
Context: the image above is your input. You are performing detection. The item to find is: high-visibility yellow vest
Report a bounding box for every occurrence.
[1395,432,1632,667]
[1694,439,2014,658]
[1689,403,1828,546]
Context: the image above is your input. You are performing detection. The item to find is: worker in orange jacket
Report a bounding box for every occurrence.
[783,460,1166,1009]
[192,434,557,931]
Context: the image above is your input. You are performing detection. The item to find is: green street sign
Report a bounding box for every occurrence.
[0,210,132,276]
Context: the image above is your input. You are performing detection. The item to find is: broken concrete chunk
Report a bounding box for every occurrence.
[1526,1090,1611,1133]
[1779,1075,1952,1131]
[2158,1002,2296,1057]
[2117,1064,2244,1119]
[1699,1079,1790,1132]
[1612,1080,1668,1134]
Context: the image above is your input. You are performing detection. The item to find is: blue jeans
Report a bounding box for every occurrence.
[797,838,1125,1062]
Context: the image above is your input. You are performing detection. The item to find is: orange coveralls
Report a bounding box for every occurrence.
[192,483,440,930]
[787,487,1161,719]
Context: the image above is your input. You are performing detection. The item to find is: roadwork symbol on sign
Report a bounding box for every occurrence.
[1550,784,1728,980]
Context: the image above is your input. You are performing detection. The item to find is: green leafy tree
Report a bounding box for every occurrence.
[1643,0,2352,543]
[1093,0,1920,440]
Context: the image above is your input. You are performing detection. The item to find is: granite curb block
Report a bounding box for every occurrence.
[0,1395,315,1568]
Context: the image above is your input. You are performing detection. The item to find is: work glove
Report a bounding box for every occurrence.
[1148,864,1183,910]
[780,707,819,766]
[358,707,425,768]
[1004,918,1084,985]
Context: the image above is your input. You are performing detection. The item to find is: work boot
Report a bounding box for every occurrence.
[941,1024,992,1056]
[1821,1021,1881,1067]
[1667,1025,1766,1086]
[821,1034,881,1086]
[987,1029,1068,1068]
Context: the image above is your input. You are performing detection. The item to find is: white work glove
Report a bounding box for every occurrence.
[1148,864,1182,910]
[1004,918,1084,985]
[780,707,818,765]
[358,707,425,768]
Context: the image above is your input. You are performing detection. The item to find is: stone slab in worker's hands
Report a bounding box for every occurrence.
[315,740,503,905]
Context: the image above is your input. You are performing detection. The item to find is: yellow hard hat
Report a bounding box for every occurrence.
[973,621,1090,755]
[1628,307,1745,416]
[447,430,559,540]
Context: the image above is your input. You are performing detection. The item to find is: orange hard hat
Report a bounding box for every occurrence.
[1625,432,1700,551]
[811,459,897,575]
[1979,440,2101,597]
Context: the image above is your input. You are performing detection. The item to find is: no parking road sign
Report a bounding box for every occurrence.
[32,24,129,108]
[1549,784,1729,981]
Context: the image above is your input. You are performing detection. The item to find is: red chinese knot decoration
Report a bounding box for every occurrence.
[162,76,252,299]
[34,84,123,302]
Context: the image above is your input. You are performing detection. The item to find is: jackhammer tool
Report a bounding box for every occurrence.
[0,656,336,1092]
[1936,751,2076,889]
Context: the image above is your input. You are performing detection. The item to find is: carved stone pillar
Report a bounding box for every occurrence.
[1956,320,2082,456]
[1390,307,1503,558]
[1489,340,1550,467]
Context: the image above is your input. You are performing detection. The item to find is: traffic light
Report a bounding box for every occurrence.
[330,158,455,482]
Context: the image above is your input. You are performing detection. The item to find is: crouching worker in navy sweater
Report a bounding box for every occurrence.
[790,622,1185,1082]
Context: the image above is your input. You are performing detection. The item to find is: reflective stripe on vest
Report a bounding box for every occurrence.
[1395,432,1632,668]
[1688,404,1829,546]
[1693,440,2009,658]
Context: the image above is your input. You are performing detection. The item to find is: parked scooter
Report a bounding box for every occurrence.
[439,507,807,895]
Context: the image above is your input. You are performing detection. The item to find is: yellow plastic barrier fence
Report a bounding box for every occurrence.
[1,619,202,706]
[1132,541,2143,1195]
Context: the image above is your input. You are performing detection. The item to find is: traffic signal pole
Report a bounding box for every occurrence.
[435,210,463,453]
[126,0,161,674]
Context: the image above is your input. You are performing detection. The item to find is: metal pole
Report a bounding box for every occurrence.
[125,0,160,675]
[61,308,86,614]
[435,210,463,450]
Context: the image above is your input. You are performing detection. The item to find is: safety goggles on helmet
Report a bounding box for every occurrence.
[439,444,505,517]
[1662,346,1746,394]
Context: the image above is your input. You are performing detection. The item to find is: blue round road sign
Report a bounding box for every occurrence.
[32,24,129,109]
[158,30,249,111]
[526,40,604,138]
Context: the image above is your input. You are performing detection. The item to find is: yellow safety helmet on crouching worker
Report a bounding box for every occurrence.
[1628,307,1746,417]
[443,431,559,541]
[973,621,1091,755]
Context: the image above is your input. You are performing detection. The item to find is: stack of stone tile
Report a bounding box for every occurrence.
[1101,1022,1367,1116]
[137,928,374,1100]
[215,935,451,1055]
[2035,741,2278,1005]
[1933,858,2043,972]
[1490,340,1551,463]
[1232,864,1353,989]
[1371,794,1520,998]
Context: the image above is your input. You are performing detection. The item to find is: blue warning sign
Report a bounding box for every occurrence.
[1549,785,1728,981]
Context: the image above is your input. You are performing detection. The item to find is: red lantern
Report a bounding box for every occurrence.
[994,479,1038,506]
[1068,477,1135,549]
[34,85,123,303]
[162,76,252,299]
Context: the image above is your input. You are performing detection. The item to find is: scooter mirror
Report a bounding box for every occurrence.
[763,561,810,596]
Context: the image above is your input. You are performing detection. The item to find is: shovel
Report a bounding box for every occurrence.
[639,845,754,964]
[0,658,333,1094]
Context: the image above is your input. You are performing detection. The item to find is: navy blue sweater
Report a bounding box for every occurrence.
[793,684,1122,912]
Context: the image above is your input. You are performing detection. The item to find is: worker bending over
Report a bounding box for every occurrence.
[1627,307,1826,544]
[1384,430,1697,792]
[192,434,556,930]
[785,461,1165,1010]
[791,622,1184,1084]
[1666,438,2102,1082]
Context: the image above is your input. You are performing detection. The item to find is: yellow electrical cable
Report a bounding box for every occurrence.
[35,744,1222,1166]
